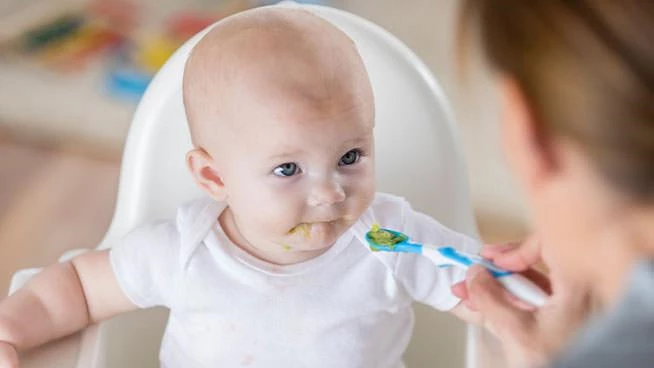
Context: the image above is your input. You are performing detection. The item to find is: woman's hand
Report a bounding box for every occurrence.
[0,341,19,368]
[452,236,593,368]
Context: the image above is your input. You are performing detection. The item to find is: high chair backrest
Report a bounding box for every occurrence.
[98,4,478,367]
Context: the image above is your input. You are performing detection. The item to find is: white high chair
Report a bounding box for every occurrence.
[10,4,481,368]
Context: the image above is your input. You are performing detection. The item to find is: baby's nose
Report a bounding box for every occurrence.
[308,180,346,207]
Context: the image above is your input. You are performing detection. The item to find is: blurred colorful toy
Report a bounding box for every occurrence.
[9,0,141,72]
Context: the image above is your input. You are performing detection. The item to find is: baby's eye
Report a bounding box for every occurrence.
[339,149,361,166]
[273,163,300,177]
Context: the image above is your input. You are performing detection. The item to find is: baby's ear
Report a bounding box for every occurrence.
[186,148,227,201]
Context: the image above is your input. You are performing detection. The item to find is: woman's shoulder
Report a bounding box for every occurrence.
[551,259,654,368]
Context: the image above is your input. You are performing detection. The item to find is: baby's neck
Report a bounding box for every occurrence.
[218,208,330,266]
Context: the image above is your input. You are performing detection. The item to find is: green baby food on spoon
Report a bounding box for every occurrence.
[367,224,408,250]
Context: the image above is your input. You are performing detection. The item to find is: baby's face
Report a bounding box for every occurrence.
[209,89,375,260]
[183,7,376,262]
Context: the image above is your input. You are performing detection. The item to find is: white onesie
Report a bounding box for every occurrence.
[110,192,479,368]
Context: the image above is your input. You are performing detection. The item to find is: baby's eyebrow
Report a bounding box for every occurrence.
[266,135,372,162]
[342,134,373,146]
[268,149,306,162]
[345,137,367,145]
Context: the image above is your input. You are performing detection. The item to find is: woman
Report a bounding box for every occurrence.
[453,1,654,367]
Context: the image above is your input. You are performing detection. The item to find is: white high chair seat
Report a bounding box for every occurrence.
[10,4,480,367]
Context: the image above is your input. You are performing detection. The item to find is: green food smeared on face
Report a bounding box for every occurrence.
[289,223,312,239]
[367,224,407,249]
[282,244,292,252]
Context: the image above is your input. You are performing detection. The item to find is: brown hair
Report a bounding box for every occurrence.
[459,0,654,201]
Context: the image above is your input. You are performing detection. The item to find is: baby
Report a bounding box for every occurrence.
[0,6,479,368]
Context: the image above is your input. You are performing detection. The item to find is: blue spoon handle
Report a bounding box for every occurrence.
[423,246,548,307]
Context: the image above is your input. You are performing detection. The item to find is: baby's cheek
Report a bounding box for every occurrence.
[349,181,375,209]
[345,166,374,191]
[240,186,280,210]
[251,198,301,228]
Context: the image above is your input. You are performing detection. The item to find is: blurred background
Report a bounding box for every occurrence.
[0,0,528,295]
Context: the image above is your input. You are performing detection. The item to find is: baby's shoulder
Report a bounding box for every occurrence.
[370,192,409,212]
[119,197,223,258]
[366,192,411,226]
[366,192,449,237]
[174,197,224,231]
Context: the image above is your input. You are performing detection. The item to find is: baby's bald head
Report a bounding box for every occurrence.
[182,6,373,149]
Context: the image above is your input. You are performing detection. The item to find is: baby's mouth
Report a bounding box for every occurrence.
[288,219,340,239]
[289,223,313,238]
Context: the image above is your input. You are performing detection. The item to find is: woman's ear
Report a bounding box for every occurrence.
[499,76,558,194]
[186,148,227,201]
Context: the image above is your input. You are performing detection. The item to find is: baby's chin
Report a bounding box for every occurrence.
[283,241,334,254]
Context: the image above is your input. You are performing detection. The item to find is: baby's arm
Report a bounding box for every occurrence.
[0,250,137,354]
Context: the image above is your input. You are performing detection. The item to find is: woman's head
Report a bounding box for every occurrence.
[460,1,654,295]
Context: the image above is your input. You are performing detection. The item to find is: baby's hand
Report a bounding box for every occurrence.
[0,341,18,368]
